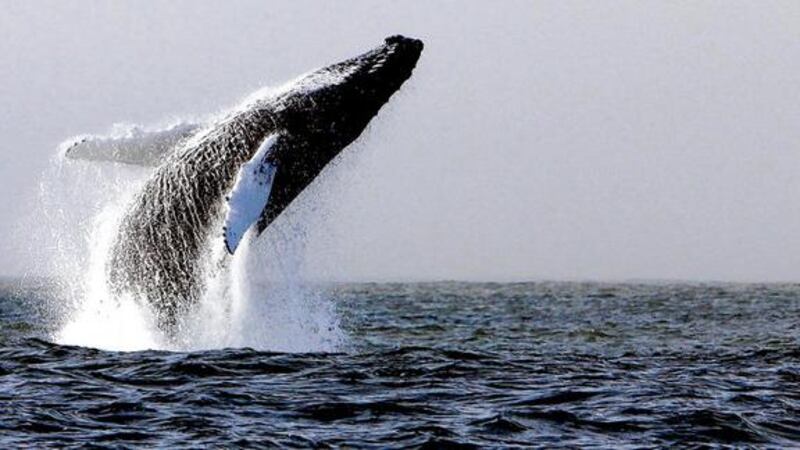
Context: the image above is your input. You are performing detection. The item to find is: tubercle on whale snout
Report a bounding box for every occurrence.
[385,34,424,50]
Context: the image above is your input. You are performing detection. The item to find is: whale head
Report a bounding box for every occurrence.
[273,35,423,149]
[256,35,424,230]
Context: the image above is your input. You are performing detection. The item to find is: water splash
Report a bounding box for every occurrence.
[180,226,344,352]
[29,126,345,352]
[55,196,163,351]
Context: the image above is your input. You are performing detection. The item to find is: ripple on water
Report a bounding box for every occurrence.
[2,281,800,447]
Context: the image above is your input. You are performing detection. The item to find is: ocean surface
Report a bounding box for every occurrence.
[2,279,800,448]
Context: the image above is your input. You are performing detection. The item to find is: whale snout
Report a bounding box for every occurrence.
[384,35,424,61]
[385,34,424,52]
[365,35,423,80]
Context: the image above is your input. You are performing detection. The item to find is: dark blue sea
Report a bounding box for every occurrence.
[2,279,800,448]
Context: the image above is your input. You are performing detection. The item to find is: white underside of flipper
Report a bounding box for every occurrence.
[62,122,202,167]
[223,134,280,255]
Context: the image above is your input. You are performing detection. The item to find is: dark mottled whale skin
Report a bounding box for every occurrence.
[104,36,423,329]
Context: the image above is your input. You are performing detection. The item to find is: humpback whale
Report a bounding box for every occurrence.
[65,35,424,330]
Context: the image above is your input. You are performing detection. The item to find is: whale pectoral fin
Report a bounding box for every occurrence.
[223,134,281,255]
[62,122,201,167]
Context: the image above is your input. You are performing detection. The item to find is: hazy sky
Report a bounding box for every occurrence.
[1,1,800,282]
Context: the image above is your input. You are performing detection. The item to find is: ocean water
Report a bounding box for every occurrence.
[1,279,799,448]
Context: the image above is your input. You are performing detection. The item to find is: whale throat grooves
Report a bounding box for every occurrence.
[107,114,274,329]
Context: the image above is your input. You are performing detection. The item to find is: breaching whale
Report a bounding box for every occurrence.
[64,35,424,330]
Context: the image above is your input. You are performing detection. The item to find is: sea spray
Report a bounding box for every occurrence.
[32,152,162,350]
[180,223,345,352]
[55,199,163,351]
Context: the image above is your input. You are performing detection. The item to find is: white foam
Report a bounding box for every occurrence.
[179,226,345,352]
[55,193,163,351]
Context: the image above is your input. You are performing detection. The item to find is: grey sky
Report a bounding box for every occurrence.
[1,1,799,281]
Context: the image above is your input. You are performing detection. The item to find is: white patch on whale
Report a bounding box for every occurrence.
[223,134,280,254]
[61,121,202,167]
